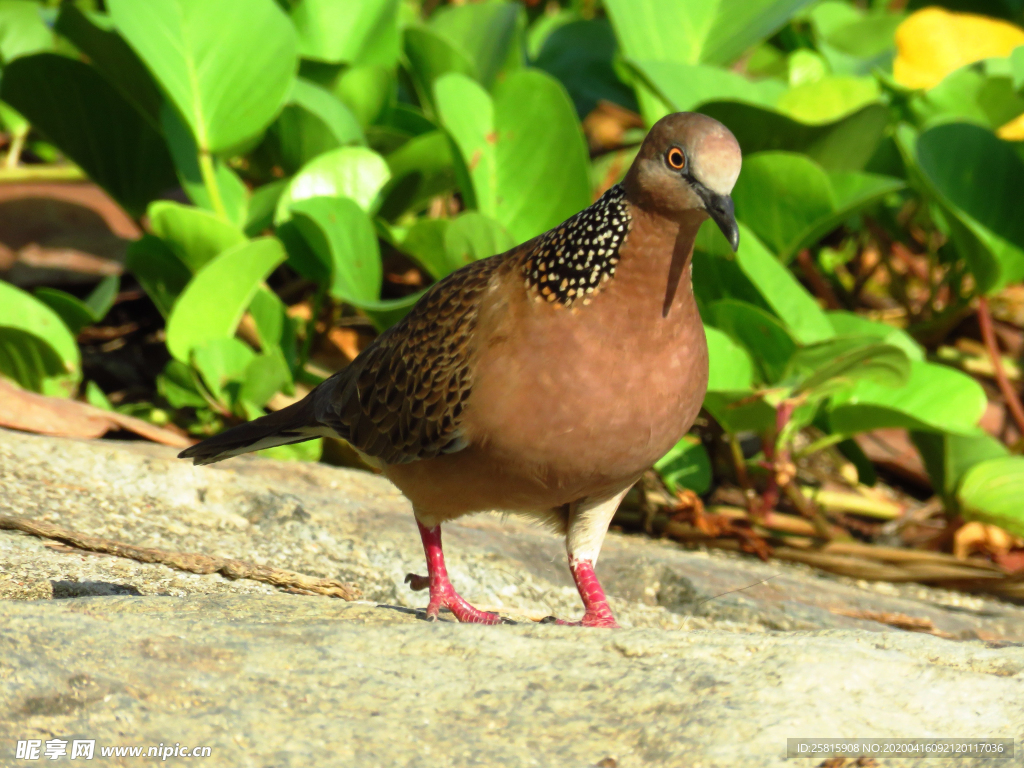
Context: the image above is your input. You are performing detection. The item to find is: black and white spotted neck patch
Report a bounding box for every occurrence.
[521,184,632,308]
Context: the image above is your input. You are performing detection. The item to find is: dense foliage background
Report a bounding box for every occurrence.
[2,0,1024,572]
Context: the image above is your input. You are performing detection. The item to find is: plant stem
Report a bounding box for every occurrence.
[5,127,26,169]
[795,432,845,459]
[198,149,227,220]
[978,295,1024,439]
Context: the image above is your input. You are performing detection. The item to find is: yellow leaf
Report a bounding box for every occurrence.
[997,112,1024,141]
[894,7,1024,89]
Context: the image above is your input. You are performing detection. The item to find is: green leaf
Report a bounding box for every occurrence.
[444,212,515,270]
[911,63,1024,131]
[435,69,590,243]
[291,0,399,67]
[193,337,255,405]
[732,225,833,343]
[165,237,286,362]
[239,351,291,408]
[54,5,164,126]
[33,289,95,336]
[957,456,1024,537]
[655,435,712,495]
[400,218,451,280]
[84,276,119,322]
[708,299,797,384]
[534,19,637,118]
[786,337,910,395]
[732,151,903,262]
[914,121,1024,293]
[0,327,66,394]
[775,76,881,124]
[429,1,522,88]
[0,53,178,217]
[629,60,783,116]
[258,438,323,462]
[0,280,79,395]
[245,180,288,238]
[161,108,250,227]
[333,64,394,127]
[700,101,890,171]
[0,0,53,63]
[157,359,207,409]
[705,324,754,392]
[107,0,298,153]
[289,196,382,305]
[403,26,476,106]
[912,430,1008,503]
[829,360,987,435]
[125,235,192,318]
[603,0,816,67]
[275,146,391,223]
[826,310,924,361]
[380,130,456,218]
[148,201,246,273]
[274,78,365,174]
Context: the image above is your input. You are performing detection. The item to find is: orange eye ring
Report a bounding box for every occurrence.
[667,147,686,170]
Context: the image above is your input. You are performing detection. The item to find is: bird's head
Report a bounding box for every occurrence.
[624,112,742,251]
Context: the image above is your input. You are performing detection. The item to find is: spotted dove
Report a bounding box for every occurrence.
[180,112,742,628]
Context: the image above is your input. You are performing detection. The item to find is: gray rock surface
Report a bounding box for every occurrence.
[1,428,1023,766]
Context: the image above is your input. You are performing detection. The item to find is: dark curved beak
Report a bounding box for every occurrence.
[703,192,739,252]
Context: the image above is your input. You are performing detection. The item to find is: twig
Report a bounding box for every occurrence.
[0,514,361,601]
[795,249,842,309]
[978,295,1024,439]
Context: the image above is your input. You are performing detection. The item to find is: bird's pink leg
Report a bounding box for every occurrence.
[557,556,619,628]
[405,520,502,625]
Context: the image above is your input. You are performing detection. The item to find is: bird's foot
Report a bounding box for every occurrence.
[424,583,503,625]
[541,606,619,628]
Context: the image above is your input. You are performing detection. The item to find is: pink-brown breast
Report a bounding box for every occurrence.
[384,214,709,520]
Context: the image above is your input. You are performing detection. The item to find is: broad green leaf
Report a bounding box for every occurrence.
[603,0,816,67]
[404,26,476,106]
[0,281,79,395]
[826,311,924,361]
[435,69,590,243]
[148,201,246,273]
[534,19,637,118]
[628,59,783,123]
[733,151,903,262]
[380,130,456,218]
[829,360,986,435]
[957,456,1024,537]
[0,327,66,394]
[125,235,192,318]
[429,1,522,88]
[275,146,391,224]
[732,225,833,343]
[0,0,52,63]
[34,277,119,335]
[274,78,364,174]
[239,351,291,408]
[705,325,754,392]
[157,359,207,409]
[291,0,399,67]
[246,180,288,238]
[914,121,1024,293]
[166,237,286,362]
[704,391,776,435]
[776,76,881,124]
[709,299,797,384]
[700,101,890,171]
[258,439,323,462]
[161,108,249,227]
[108,0,298,153]
[444,213,515,270]
[911,63,1024,131]
[655,435,712,495]
[289,196,382,305]
[334,64,394,127]
[912,430,1008,502]
[193,337,254,405]
[785,337,910,395]
[33,289,95,336]
[401,218,451,280]
[732,152,834,259]
[54,5,164,127]
[1,54,178,217]
[1012,44,1024,91]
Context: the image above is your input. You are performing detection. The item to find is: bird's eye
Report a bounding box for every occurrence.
[666,147,686,170]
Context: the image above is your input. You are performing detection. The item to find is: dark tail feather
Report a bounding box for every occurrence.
[178,395,322,465]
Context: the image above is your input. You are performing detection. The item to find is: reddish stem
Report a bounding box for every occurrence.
[978,296,1024,439]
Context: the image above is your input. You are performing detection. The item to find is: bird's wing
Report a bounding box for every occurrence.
[313,254,505,465]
